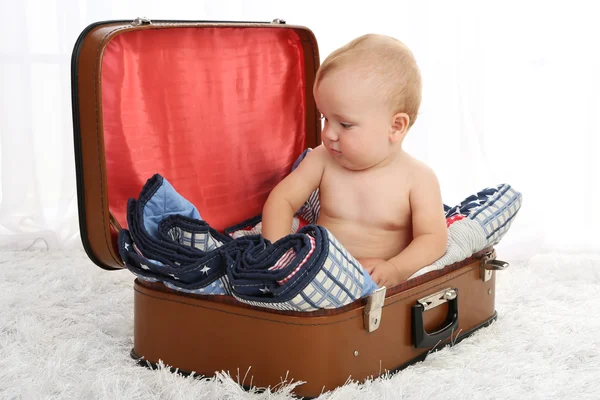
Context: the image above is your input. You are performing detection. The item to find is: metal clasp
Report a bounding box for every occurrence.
[480,249,509,282]
[132,17,152,26]
[363,286,386,332]
[271,18,286,24]
[417,287,457,311]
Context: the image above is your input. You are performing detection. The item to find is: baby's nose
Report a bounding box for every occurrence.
[324,127,338,141]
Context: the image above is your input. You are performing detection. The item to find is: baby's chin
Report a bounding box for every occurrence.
[336,159,372,171]
[334,156,384,172]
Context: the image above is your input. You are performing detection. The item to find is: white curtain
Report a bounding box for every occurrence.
[1,0,598,259]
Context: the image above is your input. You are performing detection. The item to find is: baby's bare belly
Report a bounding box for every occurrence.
[316,214,412,261]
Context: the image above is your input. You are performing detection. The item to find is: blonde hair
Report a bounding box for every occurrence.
[314,34,422,128]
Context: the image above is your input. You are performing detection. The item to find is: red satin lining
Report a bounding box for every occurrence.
[102,27,307,231]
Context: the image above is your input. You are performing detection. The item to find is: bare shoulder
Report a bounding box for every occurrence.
[266,144,330,213]
[401,154,446,240]
[401,153,440,189]
[289,144,328,175]
[398,154,443,208]
[304,144,329,163]
[296,144,335,175]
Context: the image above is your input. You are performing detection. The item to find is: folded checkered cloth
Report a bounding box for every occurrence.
[118,174,378,311]
[223,219,377,311]
[409,183,523,278]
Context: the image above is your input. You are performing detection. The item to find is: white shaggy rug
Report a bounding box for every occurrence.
[1,248,599,400]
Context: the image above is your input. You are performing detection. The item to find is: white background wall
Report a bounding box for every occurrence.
[1,0,599,260]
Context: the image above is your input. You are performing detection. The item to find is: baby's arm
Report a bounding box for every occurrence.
[261,146,327,243]
[370,165,447,287]
[388,166,448,280]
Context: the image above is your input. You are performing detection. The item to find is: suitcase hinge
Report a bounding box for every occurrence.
[271,18,286,24]
[363,286,386,333]
[480,249,509,282]
[132,17,152,26]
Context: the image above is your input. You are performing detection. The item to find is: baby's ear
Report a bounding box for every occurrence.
[389,112,410,143]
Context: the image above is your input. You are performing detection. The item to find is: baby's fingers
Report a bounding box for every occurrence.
[370,270,383,286]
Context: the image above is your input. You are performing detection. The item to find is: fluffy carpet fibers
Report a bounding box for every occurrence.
[1,248,599,399]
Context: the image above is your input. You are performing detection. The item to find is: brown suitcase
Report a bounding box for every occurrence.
[71,18,514,398]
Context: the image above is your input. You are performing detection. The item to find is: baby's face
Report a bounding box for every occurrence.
[314,68,396,171]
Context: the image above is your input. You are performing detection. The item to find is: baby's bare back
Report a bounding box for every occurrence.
[317,157,413,261]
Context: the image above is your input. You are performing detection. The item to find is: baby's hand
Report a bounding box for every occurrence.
[370,261,402,287]
[359,258,387,274]
[360,259,405,288]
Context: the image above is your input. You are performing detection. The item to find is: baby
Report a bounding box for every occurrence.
[262,34,448,288]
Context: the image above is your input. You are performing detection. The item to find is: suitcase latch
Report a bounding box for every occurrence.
[417,287,457,311]
[364,286,387,332]
[480,249,510,282]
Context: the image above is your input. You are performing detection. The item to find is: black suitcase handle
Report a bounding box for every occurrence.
[412,288,459,348]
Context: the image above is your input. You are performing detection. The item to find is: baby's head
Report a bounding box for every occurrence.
[314,34,422,170]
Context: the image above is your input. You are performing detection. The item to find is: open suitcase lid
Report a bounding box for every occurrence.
[71,18,321,270]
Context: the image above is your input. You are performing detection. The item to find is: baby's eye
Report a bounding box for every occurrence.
[340,122,352,129]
